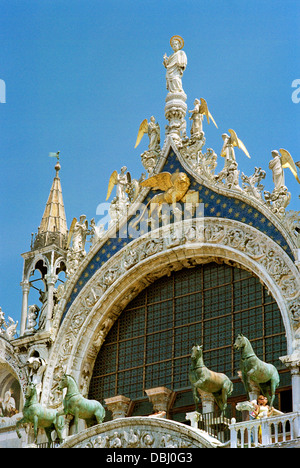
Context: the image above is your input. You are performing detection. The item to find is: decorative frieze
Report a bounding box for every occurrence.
[59,416,221,448]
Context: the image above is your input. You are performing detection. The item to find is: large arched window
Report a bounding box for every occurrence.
[89,262,290,421]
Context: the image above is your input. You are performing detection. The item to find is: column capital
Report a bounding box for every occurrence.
[104,395,131,419]
[145,386,173,415]
[44,273,58,286]
[279,352,300,373]
[20,281,30,292]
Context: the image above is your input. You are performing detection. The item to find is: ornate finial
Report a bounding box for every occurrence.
[49,151,61,175]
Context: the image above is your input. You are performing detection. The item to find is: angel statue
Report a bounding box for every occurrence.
[106,166,131,204]
[188,98,218,138]
[221,129,251,163]
[67,215,89,253]
[269,149,300,192]
[66,215,89,277]
[135,116,160,152]
[163,35,187,94]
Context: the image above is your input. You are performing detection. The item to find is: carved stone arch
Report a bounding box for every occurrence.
[54,256,67,275]
[59,416,221,448]
[41,218,300,407]
[25,255,50,282]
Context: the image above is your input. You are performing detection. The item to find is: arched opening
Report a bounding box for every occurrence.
[0,364,22,417]
[25,258,67,332]
[88,261,291,422]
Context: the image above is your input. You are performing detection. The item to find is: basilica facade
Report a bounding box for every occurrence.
[0,37,299,448]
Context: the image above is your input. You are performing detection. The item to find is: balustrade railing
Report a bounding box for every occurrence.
[229,412,300,448]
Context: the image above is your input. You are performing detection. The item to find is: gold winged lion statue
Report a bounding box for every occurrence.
[133,171,190,227]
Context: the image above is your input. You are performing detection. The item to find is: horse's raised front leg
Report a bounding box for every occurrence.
[16,417,27,439]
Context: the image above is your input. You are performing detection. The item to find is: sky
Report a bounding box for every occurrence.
[0,0,299,329]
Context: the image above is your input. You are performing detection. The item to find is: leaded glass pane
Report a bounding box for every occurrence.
[174,268,201,296]
[203,285,232,318]
[147,301,172,333]
[146,329,173,364]
[118,337,144,370]
[174,293,202,326]
[145,361,172,390]
[147,275,173,303]
[117,367,144,399]
[118,307,145,341]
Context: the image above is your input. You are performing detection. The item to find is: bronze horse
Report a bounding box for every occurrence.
[57,374,105,433]
[234,334,280,406]
[16,383,64,447]
[189,345,233,413]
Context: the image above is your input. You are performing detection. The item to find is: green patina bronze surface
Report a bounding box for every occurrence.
[57,374,105,433]
[16,383,64,447]
[233,334,280,406]
[189,344,233,413]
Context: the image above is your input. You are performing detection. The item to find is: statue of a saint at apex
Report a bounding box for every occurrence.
[163,35,187,94]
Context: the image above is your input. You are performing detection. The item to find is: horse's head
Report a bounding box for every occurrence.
[58,373,70,391]
[191,344,203,360]
[233,334,246,350]
[25,382,37,400]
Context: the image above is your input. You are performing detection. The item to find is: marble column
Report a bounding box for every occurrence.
[280,352,300,412]
[20,281,30,336]
[45,273,57,331]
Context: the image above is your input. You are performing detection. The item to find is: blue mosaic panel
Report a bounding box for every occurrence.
[61,149,292,323]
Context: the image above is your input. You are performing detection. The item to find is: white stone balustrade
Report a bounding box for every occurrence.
[229,412,300,448]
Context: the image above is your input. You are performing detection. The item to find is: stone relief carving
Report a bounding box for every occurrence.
[0,308,18,341]
[76,428,193,448]
[60,416,220,448]
[241,167,266,201]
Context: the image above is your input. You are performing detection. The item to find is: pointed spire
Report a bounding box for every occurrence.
[32,157,67,250]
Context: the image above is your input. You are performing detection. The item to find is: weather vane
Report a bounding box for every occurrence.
[48,151,60,161]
